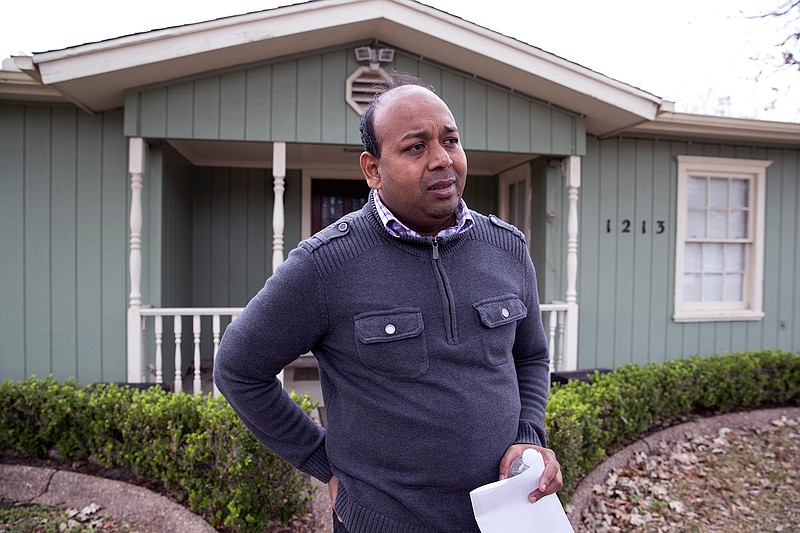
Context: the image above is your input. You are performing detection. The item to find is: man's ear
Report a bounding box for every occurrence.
[360,151,381,190]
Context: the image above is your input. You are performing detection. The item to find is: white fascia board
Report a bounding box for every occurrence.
[32,0,663,120]
[627,112,800,146]
[381,0,662,119]
[0,70,65,100]
[0,57,68,102]
[33,0,373,84]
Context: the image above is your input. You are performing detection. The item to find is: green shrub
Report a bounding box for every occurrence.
[0,377,315,533]
[546,350,800,500]
[3,350,798,526]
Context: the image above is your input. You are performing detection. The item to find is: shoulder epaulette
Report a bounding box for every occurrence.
[488,214,519,234]
[303,217,353,252]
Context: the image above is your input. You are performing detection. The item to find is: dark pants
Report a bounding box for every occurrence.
[333,511,349,533]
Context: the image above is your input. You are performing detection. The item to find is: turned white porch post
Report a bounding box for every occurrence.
[127,137,146,382]
[272,142,287,272]
[562,156,581,371]
[272,142,287,384]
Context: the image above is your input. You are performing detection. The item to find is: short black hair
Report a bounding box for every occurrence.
[359,71,435,158]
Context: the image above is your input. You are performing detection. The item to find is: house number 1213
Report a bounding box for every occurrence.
[606,219,666,234]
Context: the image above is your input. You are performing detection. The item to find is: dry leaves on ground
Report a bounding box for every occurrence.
[0,500,138,532]
[578,416,800,532]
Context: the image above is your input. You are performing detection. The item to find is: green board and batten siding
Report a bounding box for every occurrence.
[578,137,800,369]
[0,105,128,383]
[124,45,585,156]
[6,41,798,385]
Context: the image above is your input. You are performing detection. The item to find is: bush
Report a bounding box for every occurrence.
[545,349,800,500]
[0,378,315,533]
[3,350,798,526]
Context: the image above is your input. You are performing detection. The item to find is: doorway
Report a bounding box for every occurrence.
[310,178,370,234]
[498,163,532,241]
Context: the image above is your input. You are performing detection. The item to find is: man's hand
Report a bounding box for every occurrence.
[498,444,563,503]
[328,475,343,522]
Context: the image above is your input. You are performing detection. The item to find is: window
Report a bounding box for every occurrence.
[674,156,771,322]
[499,163,532,242]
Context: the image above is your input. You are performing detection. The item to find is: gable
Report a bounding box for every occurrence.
[124,43,585,156]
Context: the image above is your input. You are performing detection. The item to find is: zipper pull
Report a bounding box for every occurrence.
[431,238,439,260]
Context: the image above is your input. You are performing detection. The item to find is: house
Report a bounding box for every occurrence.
[1,0,798,400]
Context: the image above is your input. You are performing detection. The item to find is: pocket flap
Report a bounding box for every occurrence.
[355,308,424,344]
[473,296,527,328]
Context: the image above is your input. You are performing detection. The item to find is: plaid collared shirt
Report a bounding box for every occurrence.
[372,189,474,239]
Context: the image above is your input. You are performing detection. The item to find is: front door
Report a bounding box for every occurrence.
[499,164,532,241]
[311,179,371,234]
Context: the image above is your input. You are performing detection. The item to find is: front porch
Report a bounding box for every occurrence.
[125,138,583,396]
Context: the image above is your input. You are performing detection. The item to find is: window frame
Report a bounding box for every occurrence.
[673,155,771,322]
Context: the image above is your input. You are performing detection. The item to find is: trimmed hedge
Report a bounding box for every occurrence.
[546,349,800,500]
[0,379,315,532]
[2,350,798,528]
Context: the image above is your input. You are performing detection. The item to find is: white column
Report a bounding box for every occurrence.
[127,137,145,382]
[562,156,581,371]
[272,142,287,385]
[272,142,287,272]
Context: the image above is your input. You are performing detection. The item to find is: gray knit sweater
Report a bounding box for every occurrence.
[213,200,550,533]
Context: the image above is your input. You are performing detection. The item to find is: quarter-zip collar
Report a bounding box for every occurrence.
[371,189,474,239]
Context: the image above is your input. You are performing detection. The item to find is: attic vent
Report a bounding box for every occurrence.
[346,66,391,115]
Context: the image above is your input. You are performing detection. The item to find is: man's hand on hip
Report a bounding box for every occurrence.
[328,475,343,522]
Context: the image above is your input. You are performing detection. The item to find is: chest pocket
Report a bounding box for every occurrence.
[473,295,527,366]
[354,308,429,379]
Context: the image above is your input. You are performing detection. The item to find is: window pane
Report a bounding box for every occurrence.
[353,195,369,211]
[725,244,745,272]
[724,274,743,301]
[684,243,702,271]
[684,274,702,301]
[687,176,706,205]
[687,209,706,238]
[516,183,527,231]
[709,178,729,207]
[705,243,723,270]
[321,195,344,228]
[708,209,728,238]
[508,182,518,225]
[731,179,749,208]
[730,210,748,239]
[703,274,723,301]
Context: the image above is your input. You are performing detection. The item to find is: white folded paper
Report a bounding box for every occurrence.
[470,449,574,533]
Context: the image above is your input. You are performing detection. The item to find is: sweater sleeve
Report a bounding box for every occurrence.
[512,256,551,448]
[213,246,333,482]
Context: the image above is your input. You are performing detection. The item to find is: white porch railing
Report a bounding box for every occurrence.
[133,303,569,395]
[540,302,568,373]
[137,307,243,396]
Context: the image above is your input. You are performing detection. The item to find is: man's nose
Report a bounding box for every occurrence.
[428,143,453,170]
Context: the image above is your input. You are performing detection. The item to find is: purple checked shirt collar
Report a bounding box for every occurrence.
[371,189,474,239]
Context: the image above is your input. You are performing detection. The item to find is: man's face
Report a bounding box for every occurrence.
[360,86,468,236]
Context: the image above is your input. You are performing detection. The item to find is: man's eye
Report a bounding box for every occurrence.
[408,143,425,152]
[445,137,460,145]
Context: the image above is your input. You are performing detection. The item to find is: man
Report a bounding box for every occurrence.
[214,73,562,533]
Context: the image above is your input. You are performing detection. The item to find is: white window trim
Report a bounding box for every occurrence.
[673,155,771,322]
[498,163,532,243]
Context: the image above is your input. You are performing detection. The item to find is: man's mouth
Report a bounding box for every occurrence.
[428,180,455,191]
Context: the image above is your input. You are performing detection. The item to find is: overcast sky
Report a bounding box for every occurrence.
[1,0,797,122]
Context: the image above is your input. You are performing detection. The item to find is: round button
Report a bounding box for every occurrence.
[501,308,510,318]
[337,222,348,232]
[385,324,396,335]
